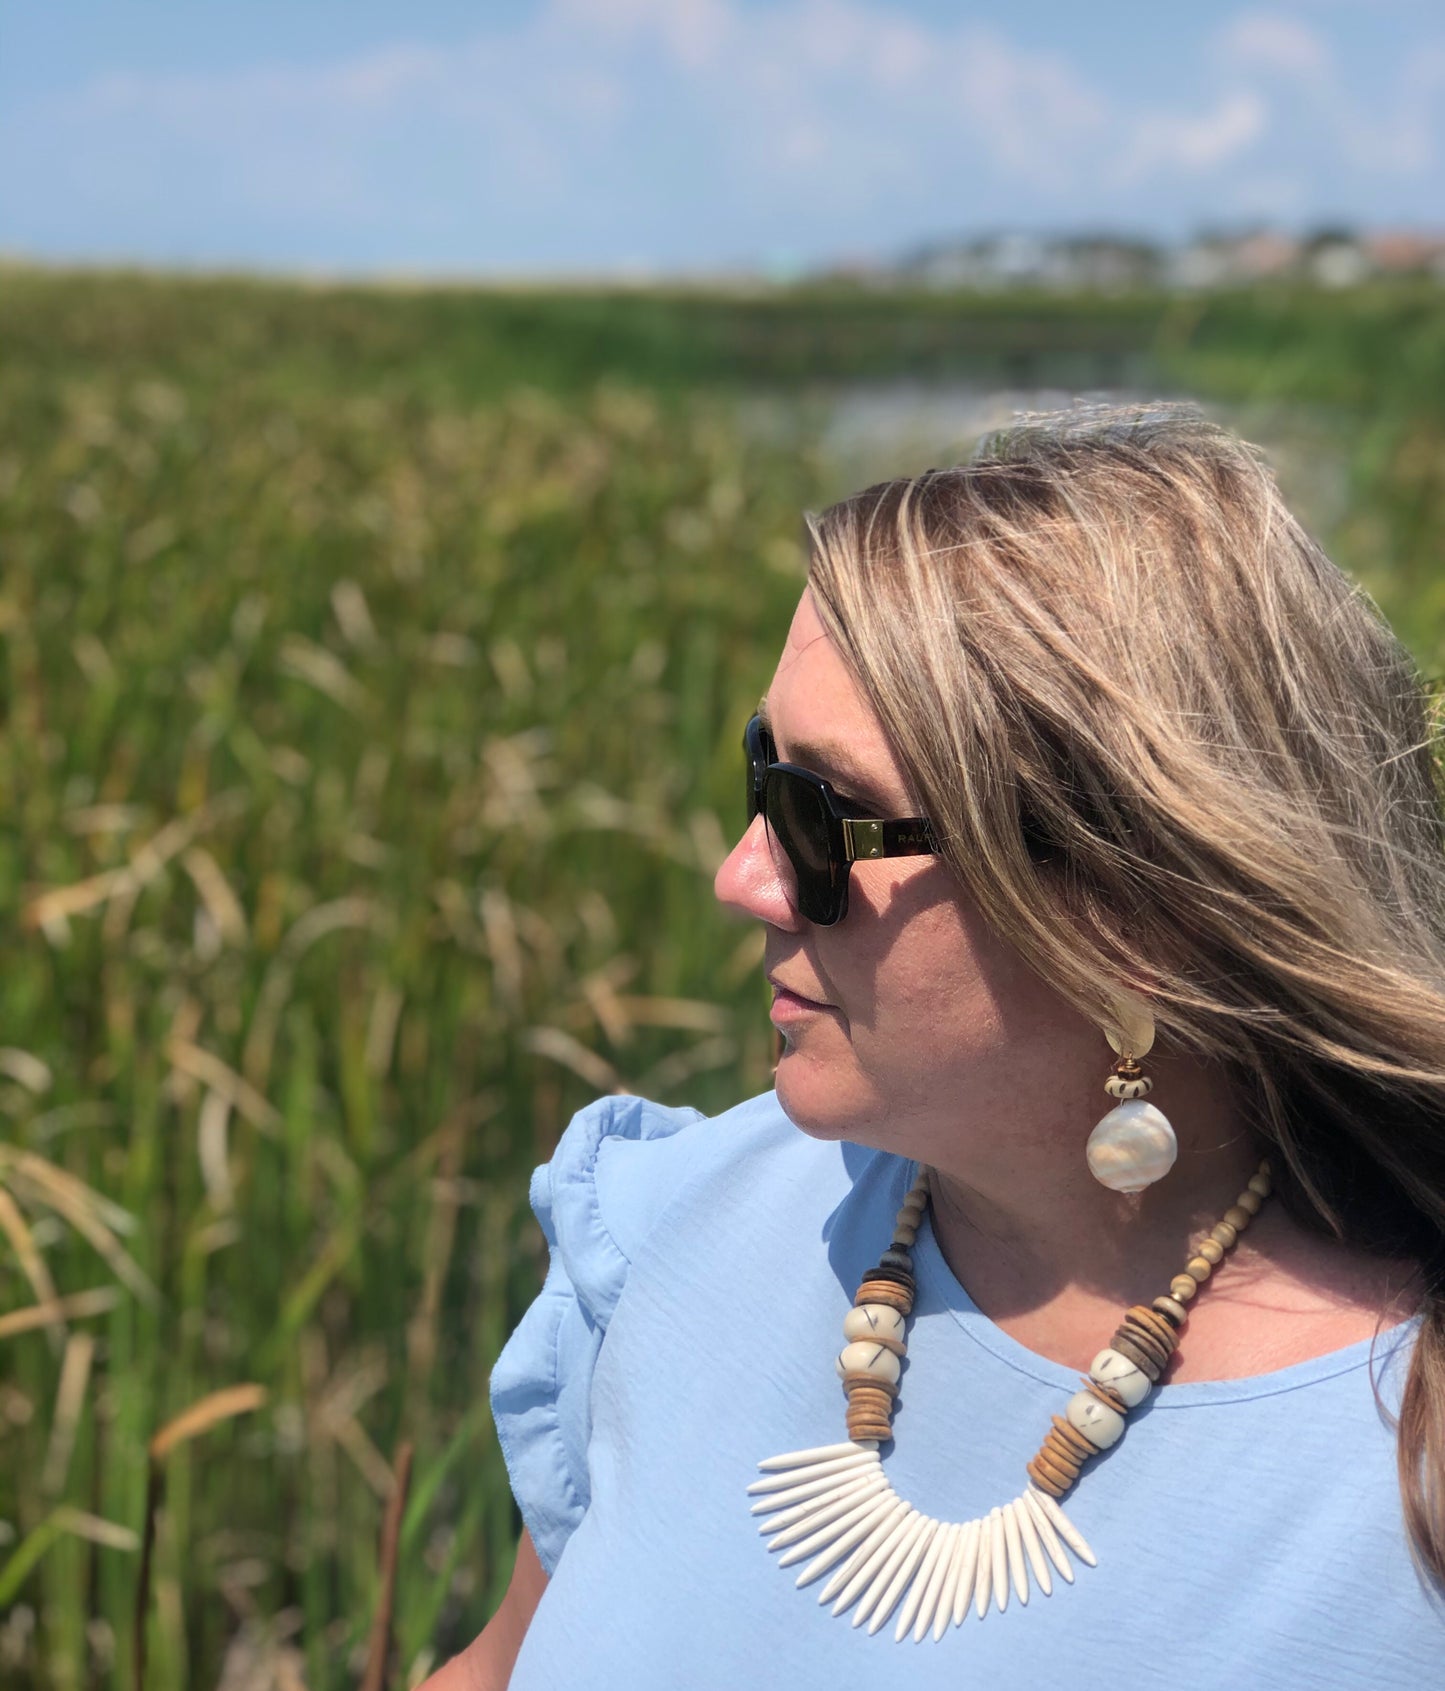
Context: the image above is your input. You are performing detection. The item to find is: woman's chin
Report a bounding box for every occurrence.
[773,1054,858,1142]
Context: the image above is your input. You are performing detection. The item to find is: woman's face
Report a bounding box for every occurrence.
[713,588,1099,1162]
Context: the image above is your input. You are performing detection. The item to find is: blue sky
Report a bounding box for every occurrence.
[2,0,1441,276]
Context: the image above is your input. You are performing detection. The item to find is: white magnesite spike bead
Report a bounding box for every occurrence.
[835,1341,902,1386]
[1085,1099,1178,1193]
[1087,1347,1152,1407]
[842,1304,907,1352]
[1065,1389,1127,1449]
[1104,1072,1153,1100]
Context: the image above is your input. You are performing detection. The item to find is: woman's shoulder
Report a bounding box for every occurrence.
[533,1087,817,1323]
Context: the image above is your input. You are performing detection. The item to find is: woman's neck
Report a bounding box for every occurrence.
[918,1057,1422,1380]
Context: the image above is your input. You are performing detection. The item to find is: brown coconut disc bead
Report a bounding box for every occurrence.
[1050,1414,1101,1461]
[1026,1457,1071,1499]
[854,1280,913,1316]
[848,1420,894,1442]
[1084,1378,1129,1417]
[1120,1334,1170,1380]
[1119,1310,1172,1354]
[1032,1447,1079,1491]
[842,1374,897,1401]
[1117,1321,1171,1373]
[1122,1305,1183,1359]
[1118,1316,1172,1365]
[1109,1332,1163,1382]
[1126,1306,1179,1352]
[1152,1294,1188,1327]
[1040,1434,1083,1479]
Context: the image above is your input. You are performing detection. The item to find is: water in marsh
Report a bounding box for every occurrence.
[746,377,1356,553]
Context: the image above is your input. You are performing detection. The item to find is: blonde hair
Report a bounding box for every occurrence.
[805,402,1445,1585]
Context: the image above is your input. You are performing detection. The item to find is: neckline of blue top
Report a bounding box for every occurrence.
[901,1157,1424,1408]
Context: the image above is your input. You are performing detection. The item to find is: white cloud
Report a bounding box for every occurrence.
[1216,13,1332,81]
[1125,91,1268,175]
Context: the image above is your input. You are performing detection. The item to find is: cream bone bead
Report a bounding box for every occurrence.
[1085,1100,1178,1193]
[1103,1072,1153,1100]
[1087,1347,1152,1408]
[1065,1389,1127,1449]
[842,1304,907,1354]
[835,1341,902,1387]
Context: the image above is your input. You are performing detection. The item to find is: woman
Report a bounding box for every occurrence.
[428,404,1445,1688]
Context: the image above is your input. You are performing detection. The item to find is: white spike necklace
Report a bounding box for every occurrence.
[749,1156,1273,1641]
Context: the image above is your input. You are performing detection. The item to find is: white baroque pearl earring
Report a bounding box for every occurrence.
[1085,994,1177,1193]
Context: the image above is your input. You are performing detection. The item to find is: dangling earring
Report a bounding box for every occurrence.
[1086,993,1178,1192]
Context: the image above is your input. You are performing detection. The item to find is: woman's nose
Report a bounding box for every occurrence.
[713,815,803,931]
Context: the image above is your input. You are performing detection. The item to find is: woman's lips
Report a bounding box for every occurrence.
[768,980,833,1022]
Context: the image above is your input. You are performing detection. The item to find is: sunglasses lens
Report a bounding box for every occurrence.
[765,770,842,925]
[744,718,769,824]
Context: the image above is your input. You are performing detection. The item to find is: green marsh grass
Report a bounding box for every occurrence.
[1,269,1442,1689]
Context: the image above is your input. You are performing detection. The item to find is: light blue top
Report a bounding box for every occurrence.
[489,1089,1442,1688]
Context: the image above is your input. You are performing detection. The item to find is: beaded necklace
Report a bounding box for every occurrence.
[749,1157,1273,1641]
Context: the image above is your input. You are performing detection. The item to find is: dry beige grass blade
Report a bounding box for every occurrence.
[721,926,767,985]
[478,887,524,1009]
[42,1331,95,1496]
[20,865,133,929]
[21,789,249,931]
[180,847,249,947]
[0,1145,138,1235]
[167,1039,280,1136]
[687,808,731,874]
[49,1505,140,1554]
[137,1384,269,1690]
[521,1027,624,1093]
[0,1047,53,1093]
[614,995,731,1033]
[364,984,404,1079]
[638,1035,738,1094]
[197,1090,235,1212]
[330,579,378,651]
[278,633,370,713]
[0,1285,122,1341]
[149,1383,268,1462]
[579,969,633,1048]
[0,1149,154,1304]
[0,1184,62,1336]
[331,1417,396,1501]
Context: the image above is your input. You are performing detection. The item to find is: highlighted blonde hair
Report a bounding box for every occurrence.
[806,403,1445,1585]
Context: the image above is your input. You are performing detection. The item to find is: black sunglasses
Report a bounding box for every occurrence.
[744,715,939,926]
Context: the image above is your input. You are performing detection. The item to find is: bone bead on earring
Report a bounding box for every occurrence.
[1085,996,1178,1193]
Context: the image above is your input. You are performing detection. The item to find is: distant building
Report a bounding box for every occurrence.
[898,231,1162,292]
[828,223,1444,293]
[1168,229,1301,289]
[1366,230,1445,279]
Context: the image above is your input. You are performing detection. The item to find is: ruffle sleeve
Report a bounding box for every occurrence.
[488,1092,706,1575]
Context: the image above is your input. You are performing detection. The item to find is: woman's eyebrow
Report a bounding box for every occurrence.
[759,696,895,803]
